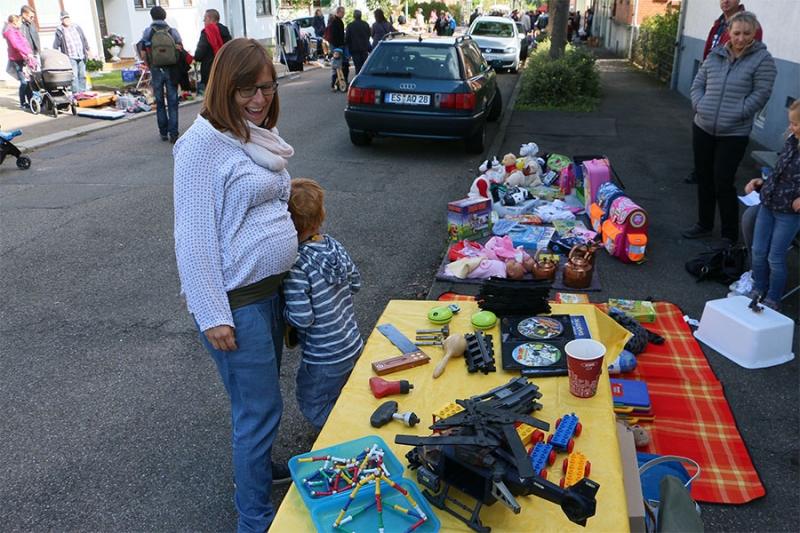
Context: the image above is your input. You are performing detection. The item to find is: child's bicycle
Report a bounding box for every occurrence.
[0,127,32,170]
[334,66,347,92]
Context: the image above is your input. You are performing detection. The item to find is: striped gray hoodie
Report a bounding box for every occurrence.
[283,235,363,365]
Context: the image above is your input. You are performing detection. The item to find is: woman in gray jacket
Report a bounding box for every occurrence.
[683,11,776,245]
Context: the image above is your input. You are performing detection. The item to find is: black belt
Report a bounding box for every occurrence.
[227,273,285,311]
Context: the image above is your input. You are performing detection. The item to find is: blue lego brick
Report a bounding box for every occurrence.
[549,413,579,451]
[530,442,555,476]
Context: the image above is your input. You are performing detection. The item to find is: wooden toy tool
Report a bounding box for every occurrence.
[432,333,467,379]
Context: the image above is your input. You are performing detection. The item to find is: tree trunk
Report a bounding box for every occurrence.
[549,0,570,60]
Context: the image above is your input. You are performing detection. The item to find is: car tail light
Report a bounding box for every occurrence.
[347,87,377,104]
[438,93,476,110]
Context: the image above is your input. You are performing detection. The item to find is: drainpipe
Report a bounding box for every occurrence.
[240,0,249,38]
[628,0,639,60]
[671,0,688,90]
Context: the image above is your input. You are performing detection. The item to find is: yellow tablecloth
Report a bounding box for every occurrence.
[272,301,632,532]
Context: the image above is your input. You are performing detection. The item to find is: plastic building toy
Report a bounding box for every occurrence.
[463,330,496,374]
[516,424,545,447]
[396,377,599,532]
[332,471,430,531]
[298,443,390,497]
[547,412,583,453]
[0,129,32,170]
[529,441,556,479]
[560,451,591,488]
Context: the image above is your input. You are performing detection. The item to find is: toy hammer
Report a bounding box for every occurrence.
[432,333,467,379]
[370,400,420,428]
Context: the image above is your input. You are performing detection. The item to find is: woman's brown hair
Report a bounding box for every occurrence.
[200,38,280,141]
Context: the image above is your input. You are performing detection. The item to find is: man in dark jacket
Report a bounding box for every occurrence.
[137,6,183,143]
[345,9,370,75]
[20,6,39,56]
[330,6,349,83]
[194,9,232,93]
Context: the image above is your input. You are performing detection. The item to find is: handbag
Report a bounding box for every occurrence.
[6,60,19,81]
[638,453,703,533]
[685,243,747,284]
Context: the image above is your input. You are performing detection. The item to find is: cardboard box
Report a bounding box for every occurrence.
[608,299,656,323]
[555,293,589,304]
[76,95,115,108]
[617,422,647,533]
[447,198,492,242]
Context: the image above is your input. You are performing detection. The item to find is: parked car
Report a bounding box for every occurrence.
[344,34,503,154]
[467,15,522,73]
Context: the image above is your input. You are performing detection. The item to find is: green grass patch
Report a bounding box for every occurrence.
[89,70,127,89]
[515,40,601,112]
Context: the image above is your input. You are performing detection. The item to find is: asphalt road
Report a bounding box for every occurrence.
[0,66,517,532]
[1,60,798,532]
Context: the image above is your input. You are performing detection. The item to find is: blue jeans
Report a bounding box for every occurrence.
[12,60,33,106]
[295,355,359,431]
[751,207,800,302]
[150,66,179,138]
[196,293,285,533]
[69,57,87,94]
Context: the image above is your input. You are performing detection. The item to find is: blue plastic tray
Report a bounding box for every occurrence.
[289,435,405,510]
[310,477,440,533]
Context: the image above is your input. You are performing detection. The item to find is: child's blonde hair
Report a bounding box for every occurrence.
[288,178,326,235]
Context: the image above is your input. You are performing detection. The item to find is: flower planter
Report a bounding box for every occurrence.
[107,46,122,62]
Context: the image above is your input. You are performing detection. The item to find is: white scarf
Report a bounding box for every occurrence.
[196,115,294,171]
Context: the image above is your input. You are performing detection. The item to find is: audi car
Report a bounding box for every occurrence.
[467,16,523,73]
[344,34,502,154]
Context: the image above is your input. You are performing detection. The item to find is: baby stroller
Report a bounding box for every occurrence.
[28,49,77,118]
[0,127,32,170]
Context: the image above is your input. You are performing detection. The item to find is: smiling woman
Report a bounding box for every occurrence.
[172,37,296,533]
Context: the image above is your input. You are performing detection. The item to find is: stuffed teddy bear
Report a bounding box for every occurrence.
[504,170,527,188]
[501,153,518,179]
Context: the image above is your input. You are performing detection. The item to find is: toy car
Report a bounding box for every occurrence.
[547,412,583,453]
[560,451,591,488]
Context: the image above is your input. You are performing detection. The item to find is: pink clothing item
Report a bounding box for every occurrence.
[467,259,507,279]
[4,26,32,61]
[484,235,531,263]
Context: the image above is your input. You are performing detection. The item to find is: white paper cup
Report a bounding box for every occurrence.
[566,339,607,398]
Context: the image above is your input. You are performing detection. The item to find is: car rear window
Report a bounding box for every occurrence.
[363,45,461,80]
[471,21,514,37]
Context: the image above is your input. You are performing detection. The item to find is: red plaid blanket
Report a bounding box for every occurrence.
[606,302,765,504]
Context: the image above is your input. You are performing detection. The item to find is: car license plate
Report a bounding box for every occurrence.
[385,93,430,106]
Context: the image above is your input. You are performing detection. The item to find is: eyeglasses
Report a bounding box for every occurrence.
[236,83,279,98]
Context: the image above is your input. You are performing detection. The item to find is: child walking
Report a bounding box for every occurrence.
[284,178,364,431]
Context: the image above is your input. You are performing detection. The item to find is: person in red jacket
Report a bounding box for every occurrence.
[194,9,232,94]
[685,0,763,184]
[3,14,34,109]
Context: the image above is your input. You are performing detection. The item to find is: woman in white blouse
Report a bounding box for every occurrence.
[173,38,296,533]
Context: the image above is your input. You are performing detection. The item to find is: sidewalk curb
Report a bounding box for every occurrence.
[15,64,323,153]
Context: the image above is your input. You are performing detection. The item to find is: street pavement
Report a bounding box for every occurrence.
[1,50,798,532]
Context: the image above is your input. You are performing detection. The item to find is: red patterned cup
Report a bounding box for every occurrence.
[566,339,606,398]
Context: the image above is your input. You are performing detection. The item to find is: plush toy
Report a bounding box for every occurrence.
[502,186,532,206]
[609,310,664,355]
[480,157,505,184]
[519,142,543,178]
[631,425,651,447]
[501,153,518,178]
[504,170,527,188]
[468,175,491,200]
